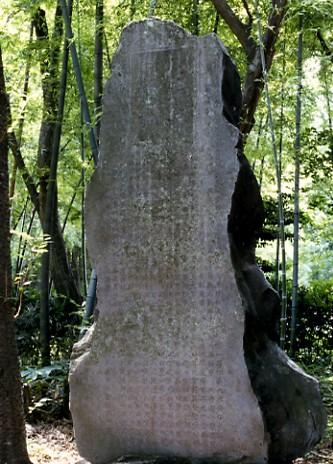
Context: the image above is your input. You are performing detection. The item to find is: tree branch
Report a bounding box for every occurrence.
[241,0,288,135]
[263,0,288,69]
[210,0,255,58]
[211,0,287,135]
[8,132,40,216]
[317,29,333,63]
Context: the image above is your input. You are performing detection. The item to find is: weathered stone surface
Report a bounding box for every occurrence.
[76,456,251,464]
[70,18,266,464]
[228,154,327,463]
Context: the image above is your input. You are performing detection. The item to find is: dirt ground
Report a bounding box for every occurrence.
[295,449,333,464]
[26,421,333,464]
[26,421,81,464]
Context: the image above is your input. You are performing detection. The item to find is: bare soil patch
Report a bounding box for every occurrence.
[26,421,81,464]
[295,448,333,464]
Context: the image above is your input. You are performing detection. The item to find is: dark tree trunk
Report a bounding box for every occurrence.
[33,5,62,219]
[32,4,82,307]
[0,45,33,464]
[317,29,333,63]
[211,0,287,137]
[39,0,77,365]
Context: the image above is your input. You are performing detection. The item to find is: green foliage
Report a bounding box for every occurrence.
[302,127,333,182]
[284,279,333,364]
[260,195,294,244]
[258,194,311,245]
[21,362,70,421]
[16,288,82,365]
[22,362,68,383]
[298,222,333,283]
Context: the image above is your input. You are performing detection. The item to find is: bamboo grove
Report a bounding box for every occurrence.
[1,0,333,366]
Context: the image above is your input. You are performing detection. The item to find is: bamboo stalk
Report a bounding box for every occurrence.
[213,12,220,33]
[323,69,332,134]
[291,14,303,356]
[94,0,103,143]
[274,37,286,293]
[9,22,33,202]
[61,0,100,319]
[254,0,288,349]
[76,0,88,298]
[12,195,30,231]
[60,0,99,166]
[40,0,72,366]
[15,196,29,277]
[62,180,81,233]
[17,208,36,278]
[192,0,200,36]
[252,114,264,174]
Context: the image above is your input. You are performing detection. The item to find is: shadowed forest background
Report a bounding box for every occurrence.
[0,0,332,462]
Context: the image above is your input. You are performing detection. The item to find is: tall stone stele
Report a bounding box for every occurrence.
[70,19,326,464]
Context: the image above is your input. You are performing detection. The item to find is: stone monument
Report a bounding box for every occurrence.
[70,19,326,464]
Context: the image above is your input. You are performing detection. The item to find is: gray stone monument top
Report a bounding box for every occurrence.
[70,18,326,464]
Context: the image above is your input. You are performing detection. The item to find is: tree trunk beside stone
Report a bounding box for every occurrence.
[0,45,33,464]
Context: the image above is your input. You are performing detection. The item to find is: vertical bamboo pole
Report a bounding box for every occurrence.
[252,114,264,174]
[15,196,29,276]
[17,209,36,277]
[60,0,99,166]
[323,69,332,134]
[77,0,88,297]
[94,0,103,143]
[291,14,303,356]
[192,0,200,36]
[213,13,219,33]
[274,38,286,293]
[9,22,33,202]
[80,113,87,297]
[254,0,288,349]
[60,0,99,320]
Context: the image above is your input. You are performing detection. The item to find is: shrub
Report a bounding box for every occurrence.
[285,279,333,365]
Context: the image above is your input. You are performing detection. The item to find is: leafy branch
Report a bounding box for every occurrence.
[211,0,288,135]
